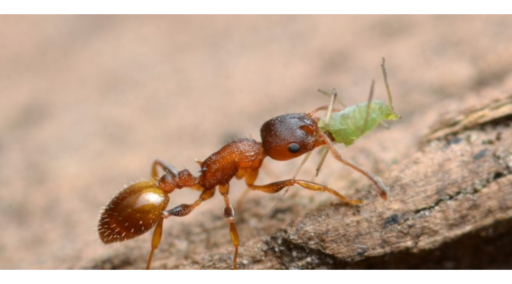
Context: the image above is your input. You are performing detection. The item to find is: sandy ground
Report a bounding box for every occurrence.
[1,15,512,269]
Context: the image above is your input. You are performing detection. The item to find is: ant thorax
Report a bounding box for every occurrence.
[199,138,265,189]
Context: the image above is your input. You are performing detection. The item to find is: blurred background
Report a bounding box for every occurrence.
[1,15,512,269]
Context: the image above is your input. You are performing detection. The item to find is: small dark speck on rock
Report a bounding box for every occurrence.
[384,213,400,227]
[473,148,488,160]
[448,136,462,145]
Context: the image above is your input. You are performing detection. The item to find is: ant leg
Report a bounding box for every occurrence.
[235,169,245,180]
[152,159,179,180]
[318,131,389,200]
[235,163,279,212]
[247,176,362,205]
[145,186,211,269]
[262,151,312,220]
[219,184,240,270]
[146,216,164,270]
[163,188,215,217]
[234,170,249,211]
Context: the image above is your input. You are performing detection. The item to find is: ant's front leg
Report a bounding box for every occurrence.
[244,170,362,205]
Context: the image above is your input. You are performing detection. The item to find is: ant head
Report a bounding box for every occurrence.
[260,113,325,161]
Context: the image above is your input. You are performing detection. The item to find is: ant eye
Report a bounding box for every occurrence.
[288,143,301,153]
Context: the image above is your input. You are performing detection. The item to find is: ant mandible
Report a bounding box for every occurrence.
[98,58,396,270]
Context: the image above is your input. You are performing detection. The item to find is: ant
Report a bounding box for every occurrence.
[98,58,397,270]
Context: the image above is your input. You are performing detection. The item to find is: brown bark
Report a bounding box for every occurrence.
[88,93,512,269]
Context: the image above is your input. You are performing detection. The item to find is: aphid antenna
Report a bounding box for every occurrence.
[381,57,399,117]
[360,79,375,136]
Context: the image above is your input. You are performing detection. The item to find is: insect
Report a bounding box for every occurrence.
[98,58,398,270]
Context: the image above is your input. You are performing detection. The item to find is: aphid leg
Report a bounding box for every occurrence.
[308,89,343,117]
[146,217,164,270]
[360,79,375,135]
[314,147,329,178]
[219,184,240,270]
[318,88,346,108]
[248,178,362,205]
[313,88,339,178]
[152,159,179,180]
[318,131,389,200]
[308,106,344,117]
[163,188,214,218]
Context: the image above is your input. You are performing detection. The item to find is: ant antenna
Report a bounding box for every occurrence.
[263,89,338,220]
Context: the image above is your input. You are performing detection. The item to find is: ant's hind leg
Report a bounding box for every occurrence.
[152,159,179,180]
[146,188,213,269]
[219,184,240,270]
[146,217,164,270]
[163,188,215,218]
[248,177,362,205]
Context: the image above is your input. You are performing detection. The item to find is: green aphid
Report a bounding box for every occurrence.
[318,100,399,146]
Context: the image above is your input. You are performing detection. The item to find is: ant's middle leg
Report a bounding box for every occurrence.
[218,184,240,270]
[163,188,215,218]
[244,170,362,205]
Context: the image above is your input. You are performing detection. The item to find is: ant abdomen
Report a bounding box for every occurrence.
[98,181,169,244]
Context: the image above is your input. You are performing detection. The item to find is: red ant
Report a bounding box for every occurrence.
[98,60,394,270]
